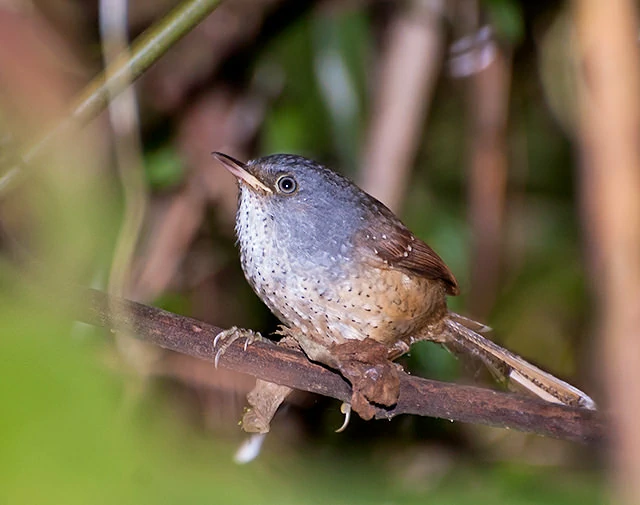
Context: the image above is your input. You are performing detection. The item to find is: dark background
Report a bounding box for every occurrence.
[0,1,614,503]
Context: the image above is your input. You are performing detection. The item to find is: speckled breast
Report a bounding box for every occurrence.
[235,188,443,349]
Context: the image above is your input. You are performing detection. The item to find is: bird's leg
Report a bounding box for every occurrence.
[330,338,401,421]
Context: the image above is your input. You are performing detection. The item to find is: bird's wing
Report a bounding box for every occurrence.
[354,212,459,296]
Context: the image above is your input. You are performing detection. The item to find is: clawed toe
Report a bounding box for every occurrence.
[213,327,264,368]
[335,402,352,433]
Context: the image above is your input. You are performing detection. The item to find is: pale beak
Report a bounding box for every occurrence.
[212,152,272,194]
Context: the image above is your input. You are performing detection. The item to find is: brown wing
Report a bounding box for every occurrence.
[355,217,460,296]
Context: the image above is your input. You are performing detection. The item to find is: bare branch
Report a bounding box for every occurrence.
[72,288,605,444]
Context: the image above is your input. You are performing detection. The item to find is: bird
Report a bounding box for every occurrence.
[213,152,596,431]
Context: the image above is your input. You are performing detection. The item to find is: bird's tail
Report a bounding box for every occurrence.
[445,313,596,410]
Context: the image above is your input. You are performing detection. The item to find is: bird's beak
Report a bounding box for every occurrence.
[212,152,272,194]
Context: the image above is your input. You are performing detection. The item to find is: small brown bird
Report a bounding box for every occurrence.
[214,152,596,431]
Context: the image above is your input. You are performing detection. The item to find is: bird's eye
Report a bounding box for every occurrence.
[276,175,297,194]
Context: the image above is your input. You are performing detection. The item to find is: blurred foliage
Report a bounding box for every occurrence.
[1,1,605,504]
[0,292,603,504]
[259,8,370,173]
[484,0,525,44]
[144,146,185,191]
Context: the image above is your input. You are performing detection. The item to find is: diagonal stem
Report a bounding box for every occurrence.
[0,0,223,193]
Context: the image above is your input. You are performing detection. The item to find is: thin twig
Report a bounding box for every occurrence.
[100,0,148,298]
[100,0,159,372]
[73,288,605,445]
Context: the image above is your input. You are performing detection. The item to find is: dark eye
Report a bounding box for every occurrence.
[276,175,297,194]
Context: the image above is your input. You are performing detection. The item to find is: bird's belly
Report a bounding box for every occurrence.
[243,251,446,347]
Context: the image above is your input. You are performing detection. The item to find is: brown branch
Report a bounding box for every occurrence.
[76,288,605,445]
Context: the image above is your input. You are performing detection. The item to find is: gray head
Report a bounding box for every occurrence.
[213,152,384,263]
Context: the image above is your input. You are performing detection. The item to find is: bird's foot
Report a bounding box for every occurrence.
[213,326,266,368]
[330,338,401,421]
